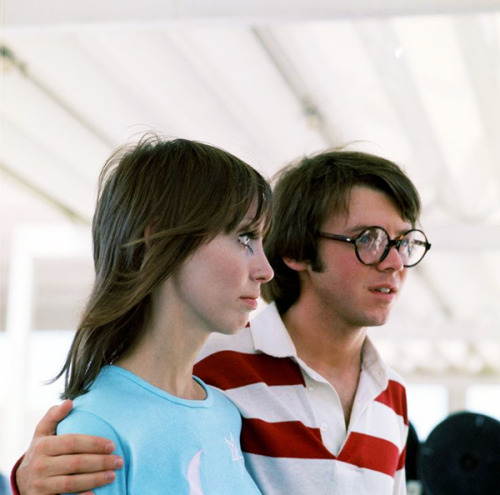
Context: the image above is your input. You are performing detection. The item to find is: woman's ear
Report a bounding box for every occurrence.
[283,257,309,273]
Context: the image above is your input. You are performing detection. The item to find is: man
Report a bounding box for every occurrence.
[12,149,431,494]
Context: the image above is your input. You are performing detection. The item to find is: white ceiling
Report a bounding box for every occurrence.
[1,0,500,375]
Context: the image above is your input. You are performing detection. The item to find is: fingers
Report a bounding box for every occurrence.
[33,400,74,437]
[31,469,118,495]
[17,451,123,495]
[35,452,123,478]
[37,433,115,457]
[15,402,122,495]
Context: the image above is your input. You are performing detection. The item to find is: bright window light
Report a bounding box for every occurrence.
[407,384,449,440]
[466,385,500,421]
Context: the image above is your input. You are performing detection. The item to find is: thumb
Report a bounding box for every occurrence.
[33,399,73,438]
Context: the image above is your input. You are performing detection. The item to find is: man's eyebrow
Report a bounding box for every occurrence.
[341,224,372,234]
[344,224,412,235]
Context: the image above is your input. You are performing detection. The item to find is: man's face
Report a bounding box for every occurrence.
[299,185,412,332]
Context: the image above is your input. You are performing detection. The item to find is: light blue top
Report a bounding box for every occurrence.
[57,365,261,494]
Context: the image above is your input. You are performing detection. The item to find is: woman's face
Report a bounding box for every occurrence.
[163,201,274,335]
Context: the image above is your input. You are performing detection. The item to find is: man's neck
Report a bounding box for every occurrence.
[282,300,367,373]
[281,300,366,425]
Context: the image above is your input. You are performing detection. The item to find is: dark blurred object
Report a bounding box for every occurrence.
[406,421,421,481]
[406,421,424,494]
[419,411,500,495]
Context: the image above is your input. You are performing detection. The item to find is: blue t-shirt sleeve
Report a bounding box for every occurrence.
[57,410,127,495]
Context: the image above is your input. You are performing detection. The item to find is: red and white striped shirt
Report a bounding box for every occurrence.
[195,303,408,495]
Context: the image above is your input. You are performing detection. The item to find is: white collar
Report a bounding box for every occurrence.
[250,303,299,358]
[249,302,389,389]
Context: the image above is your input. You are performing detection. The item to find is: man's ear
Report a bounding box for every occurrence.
[283,257,310,272]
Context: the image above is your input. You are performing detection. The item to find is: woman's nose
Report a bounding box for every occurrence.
[253,245,274,283]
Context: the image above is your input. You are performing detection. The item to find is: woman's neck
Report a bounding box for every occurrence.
[115,317,209,400]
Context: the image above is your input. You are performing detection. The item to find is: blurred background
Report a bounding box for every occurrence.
[1,0,500,490]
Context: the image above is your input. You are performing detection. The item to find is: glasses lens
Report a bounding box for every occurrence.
[355,227,388,264]
[398,230,428,266]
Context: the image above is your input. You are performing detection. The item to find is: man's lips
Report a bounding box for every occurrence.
[370,284,398,295]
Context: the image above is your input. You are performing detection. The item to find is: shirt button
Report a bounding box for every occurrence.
[320,423,328,431]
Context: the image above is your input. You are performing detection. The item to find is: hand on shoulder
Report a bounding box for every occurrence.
[15,400,123,495]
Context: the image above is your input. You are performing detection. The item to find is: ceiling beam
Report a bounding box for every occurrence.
[453,15,500,180]
[5,0,500,29]
[1,45,116,149]
[354,21,462,212]
[252,27,337,147]
[0,162,90,224]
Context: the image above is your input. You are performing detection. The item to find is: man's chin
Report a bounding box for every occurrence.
[365,313,390,328]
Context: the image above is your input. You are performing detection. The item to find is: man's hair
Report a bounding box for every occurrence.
[58,134,271,399]
[261,149,421,314]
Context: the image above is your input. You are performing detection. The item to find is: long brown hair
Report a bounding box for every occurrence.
[261,149,421,314]
[57,135,271,399]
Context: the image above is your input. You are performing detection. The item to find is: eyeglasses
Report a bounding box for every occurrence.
[317,226,431,267]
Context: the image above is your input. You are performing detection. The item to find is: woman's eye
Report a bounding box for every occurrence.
[238,234,255,253]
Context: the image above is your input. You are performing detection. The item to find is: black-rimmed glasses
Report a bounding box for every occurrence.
[317,226,431,267]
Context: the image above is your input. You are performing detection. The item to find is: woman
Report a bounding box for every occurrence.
[55,135,274,493]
